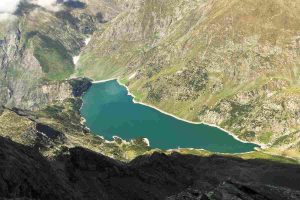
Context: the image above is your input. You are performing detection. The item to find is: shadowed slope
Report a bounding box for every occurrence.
[0,136,300,200]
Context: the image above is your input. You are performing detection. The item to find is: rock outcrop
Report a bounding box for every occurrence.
[0,1,99,111]
[0,136,299,200]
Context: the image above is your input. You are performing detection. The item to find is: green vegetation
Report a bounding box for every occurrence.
[258,132,273,144]
[0,0,299,163]
[0,109,35,146]
[76,0,300,160]
[237,151,299,165]
[76,56,124,80]
[176,149,299,165]
[119,78,129,86]
[0,93,152,160]
[31,34,74,80]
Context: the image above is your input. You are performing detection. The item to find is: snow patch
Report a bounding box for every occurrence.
[129,72,137,80]
[85,37,91,45]
[73,55,80,65]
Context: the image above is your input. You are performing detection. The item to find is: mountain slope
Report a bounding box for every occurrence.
[0,135,300,200]
[0,0,299,160]
[77,0,300,159]
[0,0,121,110]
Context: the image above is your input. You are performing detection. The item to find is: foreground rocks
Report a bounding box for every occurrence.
[0,136,299,200]
[168,181,300,200]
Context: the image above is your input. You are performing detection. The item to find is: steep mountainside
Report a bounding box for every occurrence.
[0,136,300,200]
[0,0,154,161]
[0,0,299,162]
[0,0,288,163]
[0,0,126,110]
[77,0,300,159]
[0,1,299,198]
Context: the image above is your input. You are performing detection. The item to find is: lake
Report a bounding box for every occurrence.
[80,80,258,153]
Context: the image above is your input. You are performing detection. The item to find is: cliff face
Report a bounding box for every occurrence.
[0,1,100,110]
[0,22,64,110]
[77,0,300,159]
[0,136,300,200]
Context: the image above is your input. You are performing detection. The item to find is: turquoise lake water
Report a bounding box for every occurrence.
[80,80,258,153]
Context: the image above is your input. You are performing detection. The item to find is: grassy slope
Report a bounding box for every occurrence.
[78,0,300,159]
[31,34,74,80]
[19,8,88,81]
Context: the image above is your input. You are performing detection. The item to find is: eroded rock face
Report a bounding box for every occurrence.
[0,138,300,200]
[0,1,101,111]
[1,69,91,111]
[0,18,92,110]
[0,27,57,110]
[29,77,92,110]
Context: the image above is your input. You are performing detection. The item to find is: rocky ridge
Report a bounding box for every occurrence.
[0,136,300,200]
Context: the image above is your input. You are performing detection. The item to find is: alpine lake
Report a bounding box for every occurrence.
[80,80,259,153]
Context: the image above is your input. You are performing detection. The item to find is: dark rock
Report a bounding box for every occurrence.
[0,136,300,200]
[0,106,4,115]
[61,1,87,9]
[167,188,204,200]
[0,137,74,200]
[69,78,92,97]
[204,180,300,200]
[0,40,5,47]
